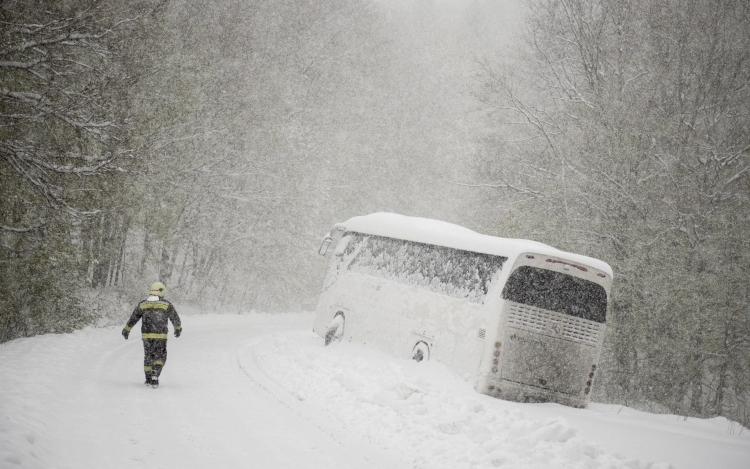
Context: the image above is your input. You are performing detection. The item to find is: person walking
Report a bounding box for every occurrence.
[122,281,182,388]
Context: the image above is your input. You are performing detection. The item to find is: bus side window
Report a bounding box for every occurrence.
[345,233,506,304]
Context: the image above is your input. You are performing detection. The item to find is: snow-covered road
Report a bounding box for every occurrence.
[0,313,394,469]
[1,313,748,469]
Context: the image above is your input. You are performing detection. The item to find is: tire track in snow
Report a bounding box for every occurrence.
[0,314,397,469]
[236,335,409,469]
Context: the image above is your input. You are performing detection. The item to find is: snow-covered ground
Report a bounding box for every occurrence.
[1,313,748,469]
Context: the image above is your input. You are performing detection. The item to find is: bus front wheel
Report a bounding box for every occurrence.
[324,313,345,346]
[411,341,430,362]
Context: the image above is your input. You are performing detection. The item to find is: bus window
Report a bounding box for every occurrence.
[501,266,607,323]
[344,232,506,304]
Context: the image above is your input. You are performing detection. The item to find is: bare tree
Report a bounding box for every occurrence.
[0,0,167,341]
[474,0,750,424]
[0,1,154,219]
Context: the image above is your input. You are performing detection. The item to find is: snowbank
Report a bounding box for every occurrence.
[249,331,675,469]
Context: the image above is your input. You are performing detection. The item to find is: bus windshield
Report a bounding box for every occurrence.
[501,266,607,323]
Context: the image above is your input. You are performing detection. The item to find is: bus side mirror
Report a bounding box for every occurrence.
[318,235,333,256]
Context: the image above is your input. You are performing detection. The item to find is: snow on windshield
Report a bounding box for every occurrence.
[503,266,608,322]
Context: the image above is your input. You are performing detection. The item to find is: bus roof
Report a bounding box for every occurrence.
[333,212,613,277]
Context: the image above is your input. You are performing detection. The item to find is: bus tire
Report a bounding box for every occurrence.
[324,312,345,346]
[411,341,430,362]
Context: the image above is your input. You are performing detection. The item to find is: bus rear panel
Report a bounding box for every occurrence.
[481,254,609,407]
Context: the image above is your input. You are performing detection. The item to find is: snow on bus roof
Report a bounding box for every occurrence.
[334,212,613,276]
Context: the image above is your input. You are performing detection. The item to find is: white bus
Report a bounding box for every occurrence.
[313,213,612,407]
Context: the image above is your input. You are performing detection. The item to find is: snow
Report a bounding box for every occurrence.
[334,213,614,277]
[336,232,506,303]
[1,313,748,469]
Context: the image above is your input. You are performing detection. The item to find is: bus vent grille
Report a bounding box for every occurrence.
[562,317,601,345]
[507,304,548,333]
[478,328,486,339]
[508,303,601,345]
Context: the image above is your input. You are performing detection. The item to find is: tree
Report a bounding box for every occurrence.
[473,0,750,425]
[0,0,167,341]
[123,0,481,311]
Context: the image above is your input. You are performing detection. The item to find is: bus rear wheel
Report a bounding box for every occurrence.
[411,341,430,362]
[324,313,345,346]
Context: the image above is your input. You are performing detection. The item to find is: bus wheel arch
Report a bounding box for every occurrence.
[411,341,430,362]
[324,312,345,346]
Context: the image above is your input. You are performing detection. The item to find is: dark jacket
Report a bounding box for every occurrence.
[124,297,181,339]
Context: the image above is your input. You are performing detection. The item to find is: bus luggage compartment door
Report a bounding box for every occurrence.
[500,327,596,396]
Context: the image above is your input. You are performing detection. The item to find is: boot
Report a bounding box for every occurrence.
[149,374,159,388]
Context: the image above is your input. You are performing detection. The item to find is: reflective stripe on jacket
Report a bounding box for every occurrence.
[124,297,181,338]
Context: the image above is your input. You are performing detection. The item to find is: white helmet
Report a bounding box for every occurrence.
[149,281,167,296]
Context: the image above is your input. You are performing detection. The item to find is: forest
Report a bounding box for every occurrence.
[1,0,748,427]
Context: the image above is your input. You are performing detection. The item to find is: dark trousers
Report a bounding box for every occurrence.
[143,339,168,378]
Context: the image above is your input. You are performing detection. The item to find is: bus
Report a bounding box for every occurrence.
[312,213,612,407]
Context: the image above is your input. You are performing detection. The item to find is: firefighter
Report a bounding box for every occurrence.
[122,281,182,387]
